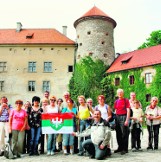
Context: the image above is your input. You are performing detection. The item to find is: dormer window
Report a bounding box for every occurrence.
[26,33,34,39]
[121,56,132,64]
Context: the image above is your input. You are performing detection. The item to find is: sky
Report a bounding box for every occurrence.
[0,0,161,53]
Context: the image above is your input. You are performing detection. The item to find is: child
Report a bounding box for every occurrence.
[130,100,144,151]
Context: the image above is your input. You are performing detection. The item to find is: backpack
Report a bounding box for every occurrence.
[4,143,14,159]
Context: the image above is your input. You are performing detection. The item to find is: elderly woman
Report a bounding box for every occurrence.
[9,100,27,158]
[145,96,161,150]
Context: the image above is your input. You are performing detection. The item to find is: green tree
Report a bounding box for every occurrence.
[138,30,161,49]
[68,56,107,105]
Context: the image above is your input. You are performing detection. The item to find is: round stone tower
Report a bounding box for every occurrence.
[74,6,117,66]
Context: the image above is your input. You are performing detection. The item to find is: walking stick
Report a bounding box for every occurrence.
[150,119,154,149]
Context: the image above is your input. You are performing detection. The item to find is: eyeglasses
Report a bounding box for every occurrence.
[50,99,56,102]
[153,100,157,102]
[16,102,22,105]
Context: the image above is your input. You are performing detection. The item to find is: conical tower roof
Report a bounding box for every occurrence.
[74,6,117,28]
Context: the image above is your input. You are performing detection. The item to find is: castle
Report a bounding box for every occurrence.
[0,6,116,105]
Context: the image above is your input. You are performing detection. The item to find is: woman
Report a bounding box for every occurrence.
[46,96,59,155]
[23,101,32,154]
[95,95,112,122]
[62,99,78,155]
[39,98,49,154]
[145,96,161,150]
[9,100,27,158]
[77,95,93,156]
[28,96,43,156]
[56,98,64,152]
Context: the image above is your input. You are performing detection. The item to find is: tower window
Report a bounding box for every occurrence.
[89,52,93,56]
[101,41,105,45]
[103,53,107,58]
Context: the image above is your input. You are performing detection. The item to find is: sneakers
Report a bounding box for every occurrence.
[132,148,137,152]
[63,149,68,155]
[0,151,4,156]
[114,149,122,153]
[137,148,143,151]
[77,152,84,156]
[121,151,126,155]
[70,149,74,155]
[51,151,55,155]
[47,151,51,155]
[147,146,153,150]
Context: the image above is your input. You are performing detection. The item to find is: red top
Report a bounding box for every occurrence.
[114,98,130,115]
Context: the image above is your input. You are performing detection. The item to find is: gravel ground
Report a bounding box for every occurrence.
[1,128,161,162]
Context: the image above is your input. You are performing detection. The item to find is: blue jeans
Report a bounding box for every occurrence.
[82,139,109,160]
[79,120,90,153]
[47,134,57,152]
[30,127,41,152]
[63,134,74,146]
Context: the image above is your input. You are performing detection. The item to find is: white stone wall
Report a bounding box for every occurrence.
[75,18,115,65]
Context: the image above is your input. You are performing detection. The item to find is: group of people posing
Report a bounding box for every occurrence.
[0,88,161,160]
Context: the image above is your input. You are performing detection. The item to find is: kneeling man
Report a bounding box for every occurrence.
[72,110,111,160]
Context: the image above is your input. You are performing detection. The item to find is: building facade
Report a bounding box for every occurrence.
[0,23,76,105]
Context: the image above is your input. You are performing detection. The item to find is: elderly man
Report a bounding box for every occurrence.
[114,88,131,155]
[0,96,12,156]
[73,110,111,160]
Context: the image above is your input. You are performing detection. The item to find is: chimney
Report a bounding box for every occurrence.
[62,26,67,36]
[115,53,120,58]
[16,22,22,32]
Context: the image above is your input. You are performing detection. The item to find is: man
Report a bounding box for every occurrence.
[0,96,12,156]
[73,110,111,160]
[114,88,131,155]
[129,92,142,109]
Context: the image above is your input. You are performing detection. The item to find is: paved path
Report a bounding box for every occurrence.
[1,128,161,162]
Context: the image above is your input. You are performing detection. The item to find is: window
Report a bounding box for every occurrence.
[28,62,36,72]
[103,53,108,58]
[44,62,52,72]
[28,81,35,91]
[145,73,152,84]
[68,65,73,72]
[129,75,135,85]
[0,81,4,91]
[146,94,151,102]
[0,62,7,72]
[115,78,120,86]
[43,81,50,92]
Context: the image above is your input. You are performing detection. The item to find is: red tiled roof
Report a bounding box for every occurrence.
[74,6,116,28]
[107,45,161,73]
[0,29,75,45]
